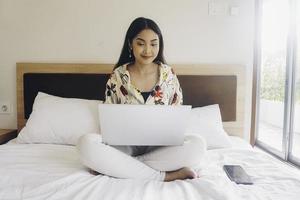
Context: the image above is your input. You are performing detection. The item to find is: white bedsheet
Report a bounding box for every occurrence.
[1,137,300,200]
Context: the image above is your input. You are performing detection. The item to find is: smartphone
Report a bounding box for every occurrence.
[223,165,253,185]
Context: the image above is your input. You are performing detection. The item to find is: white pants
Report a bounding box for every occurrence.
[77,133,206,181]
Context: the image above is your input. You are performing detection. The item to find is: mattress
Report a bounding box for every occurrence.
[1,137,300,200]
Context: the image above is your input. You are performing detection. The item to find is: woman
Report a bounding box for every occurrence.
[77,17,206,181]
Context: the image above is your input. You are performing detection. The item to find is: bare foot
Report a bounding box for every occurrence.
[164,167,198,182]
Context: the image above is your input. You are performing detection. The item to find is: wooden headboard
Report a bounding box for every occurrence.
[16,63,246,137]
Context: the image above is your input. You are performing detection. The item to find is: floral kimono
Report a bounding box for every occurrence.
[104,63,183,105]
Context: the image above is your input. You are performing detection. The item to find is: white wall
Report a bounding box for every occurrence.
[0,0,255,139]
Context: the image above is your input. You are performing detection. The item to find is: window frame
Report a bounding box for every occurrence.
[253,0,300,167]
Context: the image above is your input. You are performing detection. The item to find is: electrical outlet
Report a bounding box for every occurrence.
[0,102,12,114]
[230,6,240,16]
[208,1,227,16]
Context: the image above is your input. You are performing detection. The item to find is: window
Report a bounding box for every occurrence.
[290,1,300,163]
[255,0,300,165]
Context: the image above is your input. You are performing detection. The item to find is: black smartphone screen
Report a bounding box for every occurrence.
[223,165,253,185]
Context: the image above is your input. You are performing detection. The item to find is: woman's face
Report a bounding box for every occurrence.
[131,29,159,66]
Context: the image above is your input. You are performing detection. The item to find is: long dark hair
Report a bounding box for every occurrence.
[114,17,166,70]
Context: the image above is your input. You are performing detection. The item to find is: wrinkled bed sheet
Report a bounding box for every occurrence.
[0,137,300,200]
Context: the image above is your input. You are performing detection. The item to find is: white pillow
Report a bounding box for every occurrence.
[185,104,232,149]
[17,92,102,145]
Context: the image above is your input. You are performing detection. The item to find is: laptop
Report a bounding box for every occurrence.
[98,104,192,146]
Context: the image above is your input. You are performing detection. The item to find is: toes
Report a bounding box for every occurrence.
[185,168,197,179]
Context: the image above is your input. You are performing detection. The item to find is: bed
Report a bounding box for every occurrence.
[0,63,300,200]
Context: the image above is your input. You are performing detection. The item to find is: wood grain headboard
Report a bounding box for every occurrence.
[16,63,246,137]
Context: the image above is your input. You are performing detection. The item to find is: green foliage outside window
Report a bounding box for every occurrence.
[260,53,300,104]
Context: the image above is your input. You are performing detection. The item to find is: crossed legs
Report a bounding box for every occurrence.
[77,133,206,181]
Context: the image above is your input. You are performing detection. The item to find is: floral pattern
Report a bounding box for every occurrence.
[104,63,183,105]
